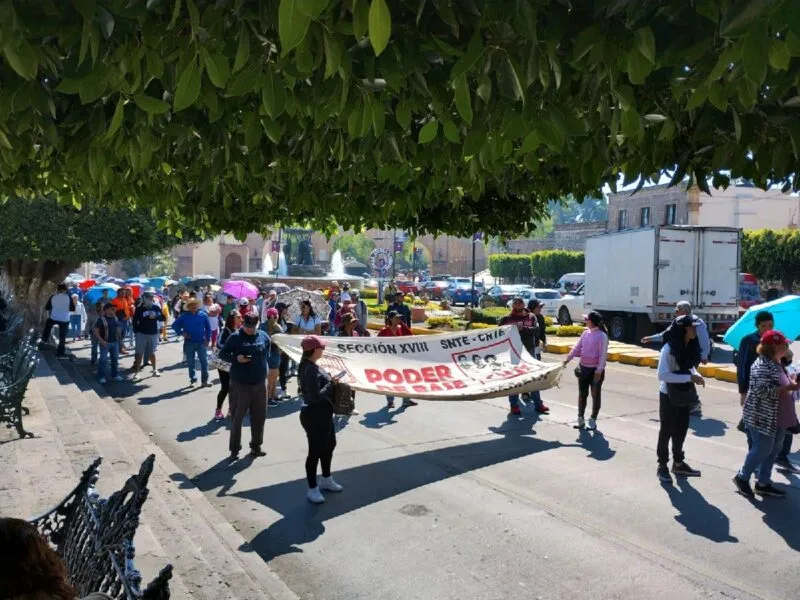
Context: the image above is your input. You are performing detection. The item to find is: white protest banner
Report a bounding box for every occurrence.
[273,326,564,401]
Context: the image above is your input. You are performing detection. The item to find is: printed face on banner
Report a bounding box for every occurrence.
[451,336,537,384]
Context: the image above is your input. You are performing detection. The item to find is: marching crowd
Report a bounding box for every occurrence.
[40,280,799,504]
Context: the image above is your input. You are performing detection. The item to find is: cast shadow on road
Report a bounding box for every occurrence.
[189,416,567,561]
[576,430,616,461]
[359,404,408,429]
[176,418,227,442]
[752,472,800,551]
[689,417,728,438]
[661,479,738,543]
[138,386,194,405]
[266,397,302,419]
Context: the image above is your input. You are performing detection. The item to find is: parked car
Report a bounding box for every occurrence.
[480,285,529,308]
[420,280,449,299]
[445,282,481,306]
[556,272,585,295]
[397,280,422,295]
[739,272,762,312]
[556,284,586,325]
[506,288,561,318]
[429,274,453,282]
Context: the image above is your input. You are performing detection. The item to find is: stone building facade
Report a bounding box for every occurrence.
[488,221,608,255]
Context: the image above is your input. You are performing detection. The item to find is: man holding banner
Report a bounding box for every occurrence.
[499,297,551,416]
[378,311,418,408]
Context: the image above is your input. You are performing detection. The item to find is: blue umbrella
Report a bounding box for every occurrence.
[723,295,800,349]
[85,283,120,304]
[125,276,150,285]
[148,276,168,289]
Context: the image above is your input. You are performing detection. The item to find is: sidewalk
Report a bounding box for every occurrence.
[0,349,297,600]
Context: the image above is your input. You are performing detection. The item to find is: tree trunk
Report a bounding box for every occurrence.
[1,259,78,331]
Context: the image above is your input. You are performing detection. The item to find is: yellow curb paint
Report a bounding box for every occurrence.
[714,367,738,383]
[698,365,718,378]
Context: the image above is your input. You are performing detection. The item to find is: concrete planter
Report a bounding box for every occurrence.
[411,307,427,323]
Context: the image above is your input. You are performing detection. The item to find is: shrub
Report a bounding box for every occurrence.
[413,297,427,306]
[556,325,585,337]
[544,315,554,327]
[403,294,414,304]
[426,316,456,329]
[545,325,558,335]
[367,305,385,316]
[488,254,532,282]
[468,322,496,330]
[529,250,585,282]
[358,288,378,299]
[470,307,507,325]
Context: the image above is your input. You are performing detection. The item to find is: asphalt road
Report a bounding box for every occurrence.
[69,337,800,600]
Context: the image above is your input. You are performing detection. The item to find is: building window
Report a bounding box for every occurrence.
[640,206,650,227]
[665,203,676,225]
[618,209,628,230]
[249,258,261,271]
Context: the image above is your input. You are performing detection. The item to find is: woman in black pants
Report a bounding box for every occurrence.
[298,335,343,504]
[215,310,241,420]
[276,303,291,396]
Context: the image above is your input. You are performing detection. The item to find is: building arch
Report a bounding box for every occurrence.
[224,252,243,278]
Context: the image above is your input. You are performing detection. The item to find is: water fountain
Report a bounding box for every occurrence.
[262,253,274,274]
[329,250,346,277]
[278,250,288,276]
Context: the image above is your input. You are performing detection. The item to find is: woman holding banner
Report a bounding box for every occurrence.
[378,311,418,409]
[298,335,344,504]
[563,311,609,430]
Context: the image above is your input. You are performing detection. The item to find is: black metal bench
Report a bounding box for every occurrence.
[29,455,173,600]
[0,329,37,438]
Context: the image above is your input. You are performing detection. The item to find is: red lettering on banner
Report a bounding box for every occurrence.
[421,367,437,383]
[403,369,422,383]
[384,369,403,384]
[435,365,453,380]
[430,383,442,391]
[366,369,382,382]
[413,385,427,393]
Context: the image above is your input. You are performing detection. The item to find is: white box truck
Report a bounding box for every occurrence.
[584,226,740,341]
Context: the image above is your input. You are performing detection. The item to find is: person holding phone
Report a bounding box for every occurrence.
[219,313,270,460]
[298,335,343,504]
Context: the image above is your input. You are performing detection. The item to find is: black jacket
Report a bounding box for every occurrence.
[132,304,164,335]
[299,360,334,416]
[737,331,762,394]
[389,301,412,327]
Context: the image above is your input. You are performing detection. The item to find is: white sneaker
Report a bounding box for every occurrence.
[577,416,586,429]
[306,487,325,504]
[112,375,124,382]
[318,476,343,492]
[152,369,161,377]
[587,418,597,430]
[98,377,106,384]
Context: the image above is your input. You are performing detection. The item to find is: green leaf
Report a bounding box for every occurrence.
[298,0,329,18]
[368,0,391,56]
[3,41,37,80]
[103,97,125,140]
[686,85,708,110]
[174,56,201,111]
[627,50,652,84]
[261,69,286,117]
[233,28,250,73]
[348,103,362,138]
[463,126,486,157]
[518,130,541,153]
[732,107,742,141]
[73,0,96,20]
[418,119,438,144]
[450,31,484,80]
[186,0,200,37]
[476,74,491,104]
[453,75,473,125]
[279,0,311,55]
[720,0,776,38]
[497,55,525,104]
[96,7,114,38]
[201,49,230,88]
[443,120,460,143]
[161,162,172,175]
[244,112,262,149]
[0,129,13,150]
[353,0,369,39]
[768,39,790,70]
[742,27,768,84]
[371,99,385,136]
[658,117,676,141]
[228,61,260,96]
[395,103,411,129]
[633,27,656,63]
[134,94,170,114]
[323,31,342,78]
[168,0,182,30]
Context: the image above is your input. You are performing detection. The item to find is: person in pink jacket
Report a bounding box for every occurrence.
[563,311,609,430]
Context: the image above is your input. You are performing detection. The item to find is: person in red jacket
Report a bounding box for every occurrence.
[378,311,418,408]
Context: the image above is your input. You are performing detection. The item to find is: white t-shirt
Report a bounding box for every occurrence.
[340,291,351,302]
[294,314,321,332]
[47,292,73,322]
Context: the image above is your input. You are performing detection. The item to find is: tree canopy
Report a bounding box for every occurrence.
[1,0,798,238]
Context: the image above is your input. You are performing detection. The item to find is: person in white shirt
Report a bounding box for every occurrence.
[69,293,87,342]
[42,283,75,358]
[293,300,322,335]
[201,293,223,349]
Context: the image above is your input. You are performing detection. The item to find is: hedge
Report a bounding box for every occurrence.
[556,325,585,336]
[468,322,496,330]
[426,316,456,329]
[488,250,585,283]
[488,254,532,282]
[470,308,553,327]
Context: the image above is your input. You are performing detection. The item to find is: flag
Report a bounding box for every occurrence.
[271,241,281,252]
[473,232,484,242]
[393,240,404,253]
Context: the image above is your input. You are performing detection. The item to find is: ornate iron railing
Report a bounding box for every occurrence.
[29,455,172,600]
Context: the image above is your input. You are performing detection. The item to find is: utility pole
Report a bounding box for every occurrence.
[392,229,397,279]
[275,229,282,278]
[471,232,482,307]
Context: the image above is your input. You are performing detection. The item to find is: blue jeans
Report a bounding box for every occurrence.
[739,427,787,486]
[386,396,410,405]
[97,342,119,380]
[184,341,208,383]
[509,391,544,410]
[69,315,82,338]
[91,333,99,363]
[119,319,129,346]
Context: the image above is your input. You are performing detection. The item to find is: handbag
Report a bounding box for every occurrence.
[666,381,698,407]
[208,351,231,372]
[331,381,355,415]
[574,366,583,379]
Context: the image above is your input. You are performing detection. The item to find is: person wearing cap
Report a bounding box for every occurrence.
[42,282,75,358]
[655,314,705,482]
[202,293,223,349]
[563,311,609,430]
[350,289,368,332]
[275,302,292,397]
[340,281,352,303]
[222,294,237,320]
[94,303,123,384]
[219,312,270,460]
[172,298,212,387]
[388,293,412,328]
[642,300,710,416]
[500,297,550,416]
[259,290,278,321]
[131,291,164,380]
[111,287,134,354]
[237,297,256,318]
[378,312,418,409]
[733,329,799,499]
[264,307,284,407]
[384,279,398,304]
[298,335,344,504]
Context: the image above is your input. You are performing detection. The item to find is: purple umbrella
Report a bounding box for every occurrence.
[222,280,259,301]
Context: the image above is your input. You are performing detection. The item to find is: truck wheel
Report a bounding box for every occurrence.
[609,314,627,341]
[558,307,572,325]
